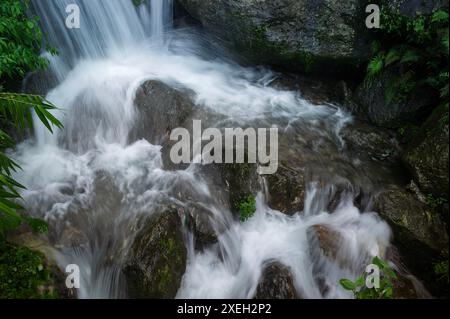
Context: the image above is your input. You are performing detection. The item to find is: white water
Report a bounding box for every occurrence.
[13,0,397,298]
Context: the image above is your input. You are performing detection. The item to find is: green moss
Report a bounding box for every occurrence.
[434,260,449,283]
[156,265,171,293]
[0,244,59,299]
[238,195,256,223]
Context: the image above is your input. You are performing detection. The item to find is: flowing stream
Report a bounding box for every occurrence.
[11,0,408,298]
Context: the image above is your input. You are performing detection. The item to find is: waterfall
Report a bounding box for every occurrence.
[11,0,401,299]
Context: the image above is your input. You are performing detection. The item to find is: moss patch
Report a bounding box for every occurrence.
[0,244,59,299]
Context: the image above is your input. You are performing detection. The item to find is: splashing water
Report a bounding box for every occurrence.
[11,0,400,298]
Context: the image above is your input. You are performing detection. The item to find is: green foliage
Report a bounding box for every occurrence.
[433,260,449,283]
[340,256,397,299]
[0,93,62,241]
[0,0,62,242]
[0,0,56,84]
[238,195,256,222]
[426,194,448,210]
[0,243,59,298]
[366,9,449,109]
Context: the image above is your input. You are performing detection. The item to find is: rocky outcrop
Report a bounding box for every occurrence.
[402,105,449,200]
[354,66,433,128]
[374,185,448,254]
[255,262,298,299]
[123,209,187,298]
[373,184,448,295]
[177,0,372,75]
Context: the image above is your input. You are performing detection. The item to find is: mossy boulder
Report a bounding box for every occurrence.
[123,209,187,298]
[178,0,372,75]
[402,105,449,200]
[373,185,448,296]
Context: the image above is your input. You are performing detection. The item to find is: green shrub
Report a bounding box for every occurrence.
[366,8,449,110]
[0,0,56,85]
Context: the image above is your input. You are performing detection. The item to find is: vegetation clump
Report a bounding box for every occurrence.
[340,256,397,299]
[0,244,59,298]
[238,195,256,222]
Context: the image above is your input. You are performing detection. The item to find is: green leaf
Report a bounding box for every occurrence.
[340,279,357,291]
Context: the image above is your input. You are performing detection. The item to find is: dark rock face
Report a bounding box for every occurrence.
[255,263,298,299]
[177,0,372,74]
[373,185,448,295]
[130,80,195,145]
[341,121,401,162]
[403,106,449,199]
[355,67,432,128]
[123,209,187,298]
[374,185,448,254]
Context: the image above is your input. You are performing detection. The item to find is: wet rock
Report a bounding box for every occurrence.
[178,0,372,75]
[123,209,187,298]
[184,203,220,249]
[22,69,59,96]
[402,105,449,200]
[341,121,401,162]
[130,80,196,145]
[312,224,343,261]
[373,185,448,296]
[266,164,306,215]
[355,66,433,128]
[219,161,260,216]
[386,0,449,18]
[374,185,448,254]
[255,263,298,299]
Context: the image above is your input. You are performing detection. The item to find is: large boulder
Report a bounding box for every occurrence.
[254,262,298,299]
[373,185,448,296]
[177,0,372,75]
[130,80,196,145]
[123,208,187,298]
[402,105,449,200]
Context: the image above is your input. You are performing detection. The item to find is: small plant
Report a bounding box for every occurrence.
[238,195,256,222]
[433,260,449,283]
[340,256,397,299]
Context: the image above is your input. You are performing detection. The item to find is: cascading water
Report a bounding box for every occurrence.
[11,0,415,299]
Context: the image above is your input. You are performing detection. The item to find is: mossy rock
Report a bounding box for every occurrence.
[123,209,187,298]
[402,104,449,200]
[0,244,63,299]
